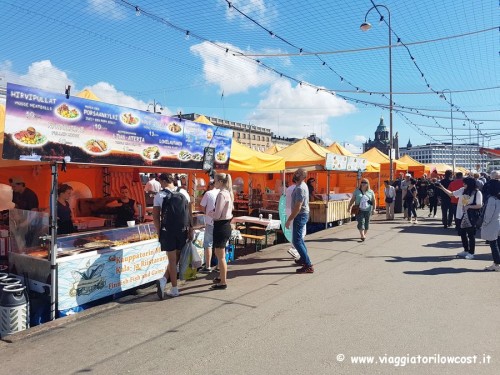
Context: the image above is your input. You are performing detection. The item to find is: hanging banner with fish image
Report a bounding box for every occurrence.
[2,83,233,169]
[57,239,166,310]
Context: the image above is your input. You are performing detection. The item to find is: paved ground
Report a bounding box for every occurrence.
[1,212,499,375]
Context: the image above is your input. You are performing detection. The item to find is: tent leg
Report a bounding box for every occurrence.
[49,163,59,321]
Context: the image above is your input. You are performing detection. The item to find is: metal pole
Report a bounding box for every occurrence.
[388,8,393,184]
[49,163,59,321]
[441,89,454,173]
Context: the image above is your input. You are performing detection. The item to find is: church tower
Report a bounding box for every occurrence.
[363,116,399,157]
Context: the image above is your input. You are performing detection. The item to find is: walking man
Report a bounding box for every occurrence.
[153,173,192,299]
[285,168,314,274]
[438,170,453,228]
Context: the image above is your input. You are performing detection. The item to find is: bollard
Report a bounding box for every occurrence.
[0,284,30,337]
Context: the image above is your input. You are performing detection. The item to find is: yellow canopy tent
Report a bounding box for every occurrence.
[360,147,408,171]
[275,138,331,169]
[229,141,285,172]
[398,154,430,178]
[194,115,213,125]
[428,163,454,175]
[264,144,282,154]
[76,89,101,101]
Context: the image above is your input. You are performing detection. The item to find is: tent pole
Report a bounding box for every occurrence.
[49,163,59,320]
[326,171,330,229]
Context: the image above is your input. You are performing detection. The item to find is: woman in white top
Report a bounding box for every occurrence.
[206,173,234,290]
[438,177,483,259]
[383,180,395,220]
[480,180,500,271]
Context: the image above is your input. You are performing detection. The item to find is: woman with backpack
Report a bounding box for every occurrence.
[437,177,483,259]
[480,179,500,271]
[348,178,376,242]
[207,172,234,290]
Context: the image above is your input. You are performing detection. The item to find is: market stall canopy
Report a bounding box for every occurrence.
[264,144,282,154]
[194,115,213,125]
[275,139,332,168]
[360,147,407,170]
[428,163,454,174]
[398,154,430,177]
[228,141,285,172]
[76,89,101,101]
[326,142,355,156]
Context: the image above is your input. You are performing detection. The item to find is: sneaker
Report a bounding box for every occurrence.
[166,287,180,297]
[433,214,436,218]
[484,263,500,272]
[464,253,474,260]
[287,248,300,260]
[156,277,167,300]
[413,220,418,224]
[456,250,469,257]
[296,265,314,274]
[428,213,432,218]
[200,267,212,273]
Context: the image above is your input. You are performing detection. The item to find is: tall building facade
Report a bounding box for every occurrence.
[363,116,399,158]
[400,141,488,171]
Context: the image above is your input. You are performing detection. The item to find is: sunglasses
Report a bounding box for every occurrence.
[360,182,367,184]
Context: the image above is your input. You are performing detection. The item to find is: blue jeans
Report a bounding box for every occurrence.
[292,212,311,266]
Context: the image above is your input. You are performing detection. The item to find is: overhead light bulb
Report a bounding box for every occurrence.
[185,31,190,40]
[360,22,372,31]
[135,6,141,16]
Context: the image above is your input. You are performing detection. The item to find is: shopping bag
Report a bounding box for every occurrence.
[191,243,202,269]
[179,242,192,281]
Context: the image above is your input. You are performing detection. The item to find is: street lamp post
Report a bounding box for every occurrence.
[147,99,163,114]
[439,89,455,174]
[361,4,393,182]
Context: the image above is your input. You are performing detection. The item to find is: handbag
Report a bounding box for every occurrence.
[351,205,360,215]
[461,192,480,229]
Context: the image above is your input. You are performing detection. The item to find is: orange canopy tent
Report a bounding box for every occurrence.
[398,154,430,178]
[275,138,331,169]
[228,141,285,172]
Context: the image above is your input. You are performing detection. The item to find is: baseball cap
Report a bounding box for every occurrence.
[10,176,25,184]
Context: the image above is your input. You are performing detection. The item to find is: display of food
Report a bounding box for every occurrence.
[191,153,203,162]
[215,151,228,163]
[12,127,48,146]
[121,113,140,126]
[55,103,80,120]
[168,122,182,134]
[84,139,109,155]
[178,150,191,161]
[142,145,160,160]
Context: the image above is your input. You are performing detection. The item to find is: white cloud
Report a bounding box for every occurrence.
[87,0,127,20]
[354,135,367,143]
[0,60,75,93]
[0,60,158,112]
[190,41,276,95]
[344,143,363,155]
[224,0,277,28]
[248,80,356,138]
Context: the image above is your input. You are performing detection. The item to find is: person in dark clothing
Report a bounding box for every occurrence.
[427,178,439,217]
[405,178,418,223]
[10,176,39,211]
[438,170,453,228]
[57,184,76,235]
[416,175,429,209]
[106,185,138,227]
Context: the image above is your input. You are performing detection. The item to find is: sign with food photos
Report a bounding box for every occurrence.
[325,153,348,171]
[2,83,232,169]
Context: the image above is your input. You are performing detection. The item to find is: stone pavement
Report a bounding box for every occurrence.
[1,212,499,375]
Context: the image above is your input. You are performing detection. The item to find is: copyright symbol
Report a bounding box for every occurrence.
[337,354,345,362]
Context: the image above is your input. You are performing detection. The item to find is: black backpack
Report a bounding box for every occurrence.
[161,187,191,231]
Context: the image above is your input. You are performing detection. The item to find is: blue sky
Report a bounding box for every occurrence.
[0,0,498,153]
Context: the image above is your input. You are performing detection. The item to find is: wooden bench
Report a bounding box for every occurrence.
[240,233,266,252]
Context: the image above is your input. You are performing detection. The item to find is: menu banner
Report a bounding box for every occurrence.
[346,156,367,172]
[325,153,348,171]
[2,83,233,169]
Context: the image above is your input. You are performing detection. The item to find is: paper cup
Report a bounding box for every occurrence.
[127,221,136,227]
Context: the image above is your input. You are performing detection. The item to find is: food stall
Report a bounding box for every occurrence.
[1,83,233,320]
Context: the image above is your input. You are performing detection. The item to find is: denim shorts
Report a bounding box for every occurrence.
[203,224,214,248]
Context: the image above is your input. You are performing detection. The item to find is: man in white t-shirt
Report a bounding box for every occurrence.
[144,173,161,194]
[153,173,191,299]
[200,181,220,273]
[285,179,301,261]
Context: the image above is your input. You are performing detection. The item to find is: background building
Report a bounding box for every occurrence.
[363,117,399,158]
[400,141,488,171]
